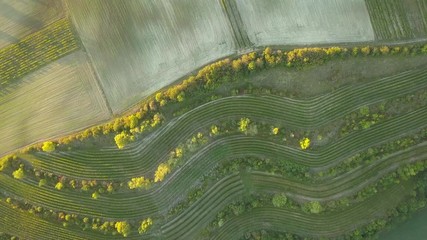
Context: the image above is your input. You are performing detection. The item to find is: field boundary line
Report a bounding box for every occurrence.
[219,0,252,50]
[63,0,113,117]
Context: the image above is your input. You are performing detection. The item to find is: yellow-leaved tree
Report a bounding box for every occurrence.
[128,177,150,189]
[154,163,170,182]
[12,168,24,179]
[238,118,251,133]
[114,132,135,149]
[138,218,153,234]
[42,141,55,152]
[115,221,131,237]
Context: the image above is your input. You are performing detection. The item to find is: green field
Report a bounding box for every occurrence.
[2,1,427,240]
[1,45,427,239]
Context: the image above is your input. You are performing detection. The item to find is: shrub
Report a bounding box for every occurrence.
[38,179,47,187]
[248,61,256,71]
[238,118,251,133]
[272,127,279,135]
[272,193,287,207]
[138,218,153,234]
[361,46,371,56]
[379,46,390,55]
[211,125,219,136]
[299,138,311,150]
[92,191,100,199]
[307,201,323,214]
[55,182,64,190]
[12,168,25,179]
[0,156,11,171]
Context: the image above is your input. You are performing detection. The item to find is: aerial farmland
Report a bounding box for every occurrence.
[1,0,427,239]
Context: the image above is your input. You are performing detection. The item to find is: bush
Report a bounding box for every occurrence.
[12,168,24,179]
[272,127,279,135]
[306,201,323,214]
[238,118,251,133]
[272,193,287,207]
[55,182,64,190]
[92,191,100,199]
[38,179,47,187]
[138,218,153,234]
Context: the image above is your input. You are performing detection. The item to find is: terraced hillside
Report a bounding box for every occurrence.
[1,44,427,239]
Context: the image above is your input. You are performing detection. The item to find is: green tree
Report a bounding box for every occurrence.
[272,193,287,207]
[42,141,55,152]
[177,92,185,102]
[307,201,323,214]
[92,191,100,199]
[272,127,279,135]
[38,179,47,187]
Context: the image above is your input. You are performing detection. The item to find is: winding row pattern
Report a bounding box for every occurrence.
[20,68,427,180]
[1,66,427,239]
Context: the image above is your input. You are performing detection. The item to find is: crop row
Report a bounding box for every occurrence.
[23,99,427,182]
[0,18,79,87]
[20,68,427,179]
[210,182,410,240]
[4,85,426,195]
[365,0,413,40]
[2,128,427,239]
[163,140,427,223]
[1,131,426,223]
[1,74,425,238]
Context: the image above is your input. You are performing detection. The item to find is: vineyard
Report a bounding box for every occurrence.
[0,0,63,48]
[0,18,79,88]
[0,50,112,157]
[1,43,427,239]
[366,0,427,40]
[2,1,427,240]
